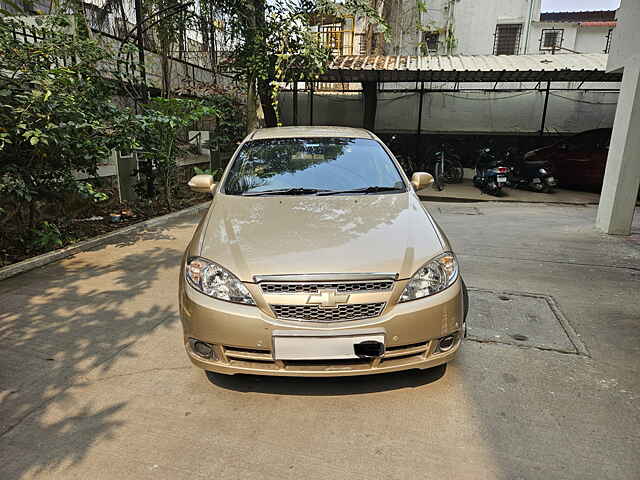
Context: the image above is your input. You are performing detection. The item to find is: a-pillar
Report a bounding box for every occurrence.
[596,55,640,235]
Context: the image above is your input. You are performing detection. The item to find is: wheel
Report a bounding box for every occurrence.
[443,156,464,183]
[434,162,445,191]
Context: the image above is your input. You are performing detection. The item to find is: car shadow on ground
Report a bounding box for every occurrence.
[205,364,447,395]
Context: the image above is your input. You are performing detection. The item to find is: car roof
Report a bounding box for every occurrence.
[248,126,374,140]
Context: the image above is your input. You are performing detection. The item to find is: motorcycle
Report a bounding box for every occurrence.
[472,146,509,196]
[506,149,557,193]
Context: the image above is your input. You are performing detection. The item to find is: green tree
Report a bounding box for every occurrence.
[200,0,388,130]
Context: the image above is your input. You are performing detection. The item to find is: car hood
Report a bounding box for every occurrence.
[196,192,445,282]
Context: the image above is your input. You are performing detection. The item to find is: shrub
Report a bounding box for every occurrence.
[0,15,137,230]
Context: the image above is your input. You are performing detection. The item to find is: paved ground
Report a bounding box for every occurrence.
[0,202,639,480]
[418,179,601,204]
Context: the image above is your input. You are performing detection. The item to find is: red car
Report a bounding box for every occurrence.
[524,128,611,191]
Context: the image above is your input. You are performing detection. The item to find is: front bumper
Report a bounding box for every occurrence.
[179,277,464,377]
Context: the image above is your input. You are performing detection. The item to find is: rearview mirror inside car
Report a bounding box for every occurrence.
[411,172,434,191]
[188,174,216,194]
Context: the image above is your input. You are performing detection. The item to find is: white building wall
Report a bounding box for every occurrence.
[525,22,579,54]
[574,26,612,54]
[453,0,530,55]
[306,1,620,135]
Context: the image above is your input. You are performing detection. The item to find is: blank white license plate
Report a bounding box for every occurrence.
[272,329,385,361]
[497,175,507,182]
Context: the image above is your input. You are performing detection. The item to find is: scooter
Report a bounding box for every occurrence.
[472,147,509,196]
[506,150,557,193]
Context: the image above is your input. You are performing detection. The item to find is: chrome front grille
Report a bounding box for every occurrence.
[261,280,393,294]
[270,302,386,322]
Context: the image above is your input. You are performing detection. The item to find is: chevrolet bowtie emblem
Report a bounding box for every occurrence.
[307,289,350,309]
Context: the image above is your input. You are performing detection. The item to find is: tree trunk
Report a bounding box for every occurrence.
[246,75,259,132]
[258,78,278,128]
[245,0,267,132]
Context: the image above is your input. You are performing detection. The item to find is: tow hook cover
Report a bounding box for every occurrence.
[354,340,385,358]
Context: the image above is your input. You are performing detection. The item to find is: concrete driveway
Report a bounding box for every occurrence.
[1,202,639,480]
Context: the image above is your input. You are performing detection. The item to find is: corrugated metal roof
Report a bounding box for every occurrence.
[318,53,622,83]
[580,21,617,27]
[539,10,616,23]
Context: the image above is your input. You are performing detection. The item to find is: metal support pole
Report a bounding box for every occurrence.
[309,82,314,126]
[293,81,298,126]
[539,81,551,136]
[133,0,147,89]
[415,80,424,159]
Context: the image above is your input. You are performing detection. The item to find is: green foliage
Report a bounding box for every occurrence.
[135,97,217,207]
[0,15,137,228]
[77,182,109,203]
[30,221,64,250]
[203,92,246,146]
[202,0,388,127]
[193,166,221,178]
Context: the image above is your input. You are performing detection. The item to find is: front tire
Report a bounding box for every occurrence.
[462,279,469,337]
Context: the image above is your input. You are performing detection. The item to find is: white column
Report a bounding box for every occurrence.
[596,56,640,235]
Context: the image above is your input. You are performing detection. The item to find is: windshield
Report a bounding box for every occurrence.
[223,137,406,196]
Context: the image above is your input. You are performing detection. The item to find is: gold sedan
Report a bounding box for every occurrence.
[179,126,468,377]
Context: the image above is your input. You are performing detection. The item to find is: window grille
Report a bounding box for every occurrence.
[422,32,439,55]
[540,28,563,52]
[493,24,522,55]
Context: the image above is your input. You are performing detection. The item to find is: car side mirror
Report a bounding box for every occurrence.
[188,174,216,194]
[411,172,434,191]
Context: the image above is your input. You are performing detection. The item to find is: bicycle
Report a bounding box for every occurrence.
[426,144,464,190]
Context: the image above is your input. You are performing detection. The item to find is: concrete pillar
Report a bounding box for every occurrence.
[596,56,640,235]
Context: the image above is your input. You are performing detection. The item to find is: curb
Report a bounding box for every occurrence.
[418,194,598,206]
[0,202,211,282]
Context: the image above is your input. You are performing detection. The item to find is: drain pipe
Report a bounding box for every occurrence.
[522,0,535,54]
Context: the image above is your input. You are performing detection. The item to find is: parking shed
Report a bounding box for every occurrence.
[286,48,638,235]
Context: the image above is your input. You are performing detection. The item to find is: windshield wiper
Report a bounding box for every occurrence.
[317,186,404,196]
[242,187,326,196]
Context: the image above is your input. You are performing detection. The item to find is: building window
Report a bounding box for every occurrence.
[421,32,439,55]
[493,24,522,55]
[540,28,564,52]
[319,23,344,54]
[357,32,383,55]
[604,28,613,53]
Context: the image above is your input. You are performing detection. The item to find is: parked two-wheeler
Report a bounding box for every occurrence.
[472,146,509,196]
[387,135,415,175]
[426,144,464,191]
[505,149,557,193]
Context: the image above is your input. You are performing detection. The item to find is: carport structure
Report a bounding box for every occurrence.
[296,52,621,134]
[288,51,639,235]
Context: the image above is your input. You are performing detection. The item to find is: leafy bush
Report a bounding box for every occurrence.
[30,221,64,251]
[135,97,217,208]
[0,15,137,229]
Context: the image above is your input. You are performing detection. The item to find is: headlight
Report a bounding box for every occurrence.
[185,257,256,305]
[539,168,548,175]
[399,252,458,302]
